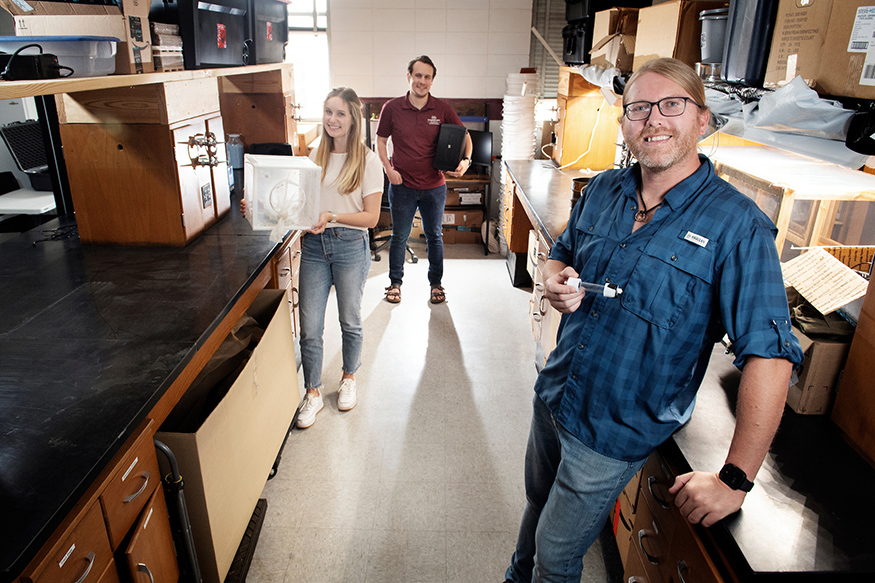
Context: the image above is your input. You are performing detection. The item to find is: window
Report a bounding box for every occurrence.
[286,0,329,121]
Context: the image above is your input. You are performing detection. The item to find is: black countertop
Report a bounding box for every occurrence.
[504,159,875,581]
[0,204,281,581]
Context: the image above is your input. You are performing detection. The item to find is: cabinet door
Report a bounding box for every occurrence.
[289,232,303,338]
[100,431,161,548]
[124,487,180,583]
[206,114,232,219]
[27,503,114,583]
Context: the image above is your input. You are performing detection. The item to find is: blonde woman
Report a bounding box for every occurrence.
[295,87,382,428]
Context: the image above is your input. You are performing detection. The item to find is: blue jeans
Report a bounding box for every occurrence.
[388,183,446,287]
[298,228,370,390]
[505,395,647,583]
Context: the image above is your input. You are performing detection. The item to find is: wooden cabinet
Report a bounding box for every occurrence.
[20,423,177,583]
[58,77,232,246]
[502,170,531,254]
[272,229,303,338]
[552,77,621,172]
[622,451,729,583]
[124,487,180,583]
[527,229,562,368]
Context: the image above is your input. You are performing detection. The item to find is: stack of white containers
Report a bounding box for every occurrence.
[501,72,539,161]
[500,72,539,252]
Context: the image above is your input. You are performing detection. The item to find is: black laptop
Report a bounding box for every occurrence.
[433,124,467,171]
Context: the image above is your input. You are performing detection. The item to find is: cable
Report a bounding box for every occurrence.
[558,100,604,171]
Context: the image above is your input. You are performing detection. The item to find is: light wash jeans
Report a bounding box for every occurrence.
[298,227,370,390]
[505,395,647,583]
[388,183,447,287]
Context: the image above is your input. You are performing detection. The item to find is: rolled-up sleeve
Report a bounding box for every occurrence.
[719,219,804,369]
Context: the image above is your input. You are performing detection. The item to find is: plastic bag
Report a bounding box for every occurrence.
[742,76,853,141]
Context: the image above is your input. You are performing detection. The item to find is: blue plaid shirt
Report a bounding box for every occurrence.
[537,155,804,461]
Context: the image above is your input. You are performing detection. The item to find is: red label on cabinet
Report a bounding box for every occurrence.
[266,21,273,41]
[217,23,227,49]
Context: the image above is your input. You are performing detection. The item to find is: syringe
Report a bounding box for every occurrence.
[566,277,623,298]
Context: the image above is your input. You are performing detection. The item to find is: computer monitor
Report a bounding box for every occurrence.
[468,129,493,167]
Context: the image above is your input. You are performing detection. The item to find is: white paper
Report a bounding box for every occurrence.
[848,6,875,53]
[782,248,870,315]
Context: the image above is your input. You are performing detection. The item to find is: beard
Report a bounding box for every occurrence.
[627,127,700,172]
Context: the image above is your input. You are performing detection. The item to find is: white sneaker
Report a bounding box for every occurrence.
[296,392,323,429]
[337,378,357,411]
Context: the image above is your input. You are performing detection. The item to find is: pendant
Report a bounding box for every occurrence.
[634,210,647,222]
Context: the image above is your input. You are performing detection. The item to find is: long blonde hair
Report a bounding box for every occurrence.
[314,87,368,195]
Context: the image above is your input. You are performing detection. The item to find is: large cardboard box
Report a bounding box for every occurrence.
[156,289,298,583]
[764,0,833,89]
[832,282,875,466]
[632,1,726,71]
[786,326,851,415]
[766,1,875,99]
[590,7,639,72]
[116,0,153,74]
[442,208,483,229]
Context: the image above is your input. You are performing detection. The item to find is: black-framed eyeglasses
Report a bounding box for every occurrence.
[623,96,702,121]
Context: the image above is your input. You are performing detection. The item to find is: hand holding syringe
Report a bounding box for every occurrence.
[566,277,623,298]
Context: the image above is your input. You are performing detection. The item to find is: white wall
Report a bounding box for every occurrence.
[328,0,533,99]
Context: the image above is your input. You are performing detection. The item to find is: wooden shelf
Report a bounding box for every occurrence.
[0,63,292,100]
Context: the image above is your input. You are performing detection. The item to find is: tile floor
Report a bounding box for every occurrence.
[247,241,620,583]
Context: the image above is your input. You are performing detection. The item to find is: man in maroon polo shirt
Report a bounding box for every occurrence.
[376,55,472,305]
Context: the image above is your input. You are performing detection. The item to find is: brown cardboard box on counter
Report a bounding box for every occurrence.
[787,326,851,415]
[632,0,727,71]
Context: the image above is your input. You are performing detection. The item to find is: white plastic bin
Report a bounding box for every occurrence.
[0,36,119,78]
[243,154,320,239]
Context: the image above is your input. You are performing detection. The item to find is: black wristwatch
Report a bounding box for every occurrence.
[719,463,754,492]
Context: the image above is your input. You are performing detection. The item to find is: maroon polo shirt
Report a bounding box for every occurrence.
[376,92,464,190]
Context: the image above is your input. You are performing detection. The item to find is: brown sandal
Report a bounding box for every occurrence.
[385,284,401,304]
[430,286,446,304]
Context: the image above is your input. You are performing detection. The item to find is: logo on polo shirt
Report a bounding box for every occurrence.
[427,115,441,126]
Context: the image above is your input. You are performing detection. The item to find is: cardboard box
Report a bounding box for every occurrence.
[557,65,592,97]
[8,14,125,38]
[442,208,483,229]
[446,188,483,207]
[764,0,833,89]
[0,0,119,16]
[766,1,875,99]
[116,0,153,74]
[632,1,727,71]
[442,226,482,244]
[156,289,298,583]
[787,326,851,415]
[590,7,639,72]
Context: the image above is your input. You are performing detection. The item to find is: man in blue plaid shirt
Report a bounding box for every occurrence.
[505,58,804,583]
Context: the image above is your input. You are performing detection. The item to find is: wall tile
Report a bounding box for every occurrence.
[373,31,417,55]
[332,52,374,77]
[486,76,507,99]
[446,10,489,33]
[368,0,408,8]
[492,0,530,8]
[416,9,447,32]
[442,53,488,77]
[415,33,447,56]
[373,53,412,77]
[446,32,488,56]
[488,8,532,33]
[442,76,488,99]
[447,0,488,9]
[487,53,529,77]
[373,9,416,33]
[372,76,407,98]
[332,74,374,96]
[487,31,531,55]
[329,8,373,31]
[330,31,374,54]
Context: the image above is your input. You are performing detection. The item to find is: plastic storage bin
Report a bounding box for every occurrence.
[0,36,119,78]
[243,154,320,240]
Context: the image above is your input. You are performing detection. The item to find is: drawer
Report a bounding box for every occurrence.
[99,428,161,548]
[274,245,292,290]
[27,502,114,583]
[526,229,539,280]
[96,559,120,583]
[124,487,180,583]
[624,533,657,583]
[640,453,678,541]
[631,492,670,583]
[667,518,724,583]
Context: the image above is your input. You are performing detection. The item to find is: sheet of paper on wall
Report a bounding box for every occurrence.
[781,248,870,321]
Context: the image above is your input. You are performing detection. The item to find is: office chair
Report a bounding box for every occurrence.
[370,175,418,263]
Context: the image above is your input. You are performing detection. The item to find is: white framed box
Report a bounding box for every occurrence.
[243,153,320,237]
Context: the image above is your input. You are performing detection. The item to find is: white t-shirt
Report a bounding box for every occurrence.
[309,148,383,231]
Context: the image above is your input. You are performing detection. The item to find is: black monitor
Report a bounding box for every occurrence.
[468,129,493,167]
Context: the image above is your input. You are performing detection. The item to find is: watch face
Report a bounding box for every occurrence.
[720,465,743,489]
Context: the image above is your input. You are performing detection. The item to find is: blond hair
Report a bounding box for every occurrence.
[624,58,709,115]
[314,87,368,195]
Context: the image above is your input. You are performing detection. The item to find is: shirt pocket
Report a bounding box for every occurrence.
[621,232,714,329]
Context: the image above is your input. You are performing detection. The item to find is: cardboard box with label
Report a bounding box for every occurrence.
[632,0,727,71]
[442,208,483,230]
[765,0,875,99]
[0,0,153,74]
[590,7,639,72]
[787,326,851,415]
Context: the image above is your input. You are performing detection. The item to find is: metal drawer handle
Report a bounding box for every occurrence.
[677,559,689,583]
[618,507,631,531]
[638,529,659,565]
[73,552,95,583]
[537,252,547,260]
[138,563,155,583]
[123,471,150,503]
[279,267,291,275]
[647,475,671,508]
